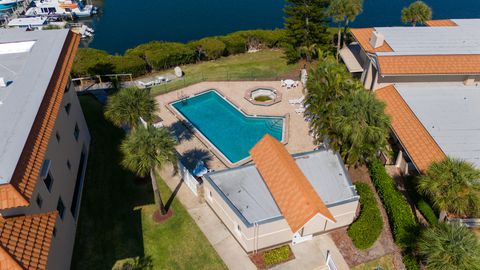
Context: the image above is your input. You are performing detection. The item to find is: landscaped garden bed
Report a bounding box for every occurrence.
[249,245,295,269]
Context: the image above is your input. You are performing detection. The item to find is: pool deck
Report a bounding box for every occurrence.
[155,81,316,170]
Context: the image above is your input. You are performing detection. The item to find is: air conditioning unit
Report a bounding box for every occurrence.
[369,31,385,49]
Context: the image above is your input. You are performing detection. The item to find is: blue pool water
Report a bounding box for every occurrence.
[172,90,284,164]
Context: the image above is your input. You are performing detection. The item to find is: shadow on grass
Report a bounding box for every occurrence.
[71,94,154,270]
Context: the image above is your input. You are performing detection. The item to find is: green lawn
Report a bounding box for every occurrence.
[150,49,297,95]
[72,95,226,270]
[351,254,395,270]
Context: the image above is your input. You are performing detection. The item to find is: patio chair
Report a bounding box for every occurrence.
[289,95,305,104]
[295,107,306,114]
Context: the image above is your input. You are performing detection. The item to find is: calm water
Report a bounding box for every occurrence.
[171,90,284,163]
[87,0,480,54]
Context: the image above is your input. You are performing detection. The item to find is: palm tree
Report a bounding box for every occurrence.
[401,1,432,26]
[104,87,157,130]
[329,90,390,165]
[418,157,480,222]
[418,223,480,270]
[298,43,318,62]
[327,0,363,61]
[121,126,177,216]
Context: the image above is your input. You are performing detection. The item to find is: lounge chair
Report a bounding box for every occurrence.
[289,96,305,104]
[295,107,306,114]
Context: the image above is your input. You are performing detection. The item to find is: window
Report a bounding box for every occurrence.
[52,227,57,238]
[64,103,71,115]
[57,197,65,220]
[55,131,60,143]
[66,160,71,170]
[74,123,80,141]
[71,151,86,219]
[43,173,53,192]
[36,194,43,208]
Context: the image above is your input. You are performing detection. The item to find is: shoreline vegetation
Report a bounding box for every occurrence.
[72,29,289,78]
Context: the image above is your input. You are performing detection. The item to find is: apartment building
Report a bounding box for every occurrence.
[0,29,90,269]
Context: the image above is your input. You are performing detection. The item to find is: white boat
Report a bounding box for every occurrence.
[26,0,96,18]
[0,0,21,11]
[7,16,48,28]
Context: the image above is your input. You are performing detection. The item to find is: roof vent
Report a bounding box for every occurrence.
[0,78,6,88]
[369,31,385,49]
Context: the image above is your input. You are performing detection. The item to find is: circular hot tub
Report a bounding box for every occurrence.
[245,87,282,106]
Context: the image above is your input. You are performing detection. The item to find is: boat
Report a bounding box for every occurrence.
[0,0,20,11]
[25,0,97,18]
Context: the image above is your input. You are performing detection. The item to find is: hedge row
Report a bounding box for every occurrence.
[402,252,420,270]
[368,160,419,248]
[347,183,383,249]
[404,176,438,225]
[72,29,287,77]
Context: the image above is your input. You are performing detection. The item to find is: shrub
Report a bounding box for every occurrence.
[110,55,147,77]
[126,41,196,70]
[220,33,247,54]
[368,160,419,248]
[402,253,420,270]
[72,48,115,76]
[417,199,438,225]
[192,37,226,60]
[263,245,292,266]
[347,183,383,249]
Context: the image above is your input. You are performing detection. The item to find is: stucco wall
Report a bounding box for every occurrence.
[0,82,91,270]
[204,179,359,253]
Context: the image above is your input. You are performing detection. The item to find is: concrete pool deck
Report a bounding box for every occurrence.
[155,81,316,170]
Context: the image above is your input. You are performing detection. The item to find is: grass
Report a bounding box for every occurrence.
[72,95,226,270]
[351,254,395,270]
[150,49,297,95]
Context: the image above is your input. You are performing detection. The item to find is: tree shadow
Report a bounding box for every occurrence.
[168,120,194,143]
[165,179,183,212]
[179,148,213,171]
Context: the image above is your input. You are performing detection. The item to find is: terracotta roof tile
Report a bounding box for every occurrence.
[249,135,336,233]
[0,212,57,270]
[425,19,458,27]
[350,28,393,53]
[377,55,480,75]
[375,85,446,172]
[0,32,80,210]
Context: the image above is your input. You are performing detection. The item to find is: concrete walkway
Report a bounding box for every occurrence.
[159,164,350,270]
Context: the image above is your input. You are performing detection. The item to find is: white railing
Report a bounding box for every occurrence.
[177,160,200,196]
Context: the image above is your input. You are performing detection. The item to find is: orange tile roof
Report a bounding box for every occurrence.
[350,28,393,53]
[425,19,458,27]
[0,212,57,270]
[375,85,446,172]
[249,135,336,233]
[377,55,480,75]
[0,32,80,210]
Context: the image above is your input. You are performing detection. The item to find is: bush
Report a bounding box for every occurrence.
[192,37,226,60]
[110,55,147,77]
[368,160,419,248]
[73,48,115,76]
[126,41,196,70]
[402,253,420,270]
[404,176,438,225]
[220,33,247,54]
[347,183,383,249]
[263,245,292,266]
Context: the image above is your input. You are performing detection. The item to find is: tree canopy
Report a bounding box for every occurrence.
[418,223,480,270]
[305,57,390,166]
[284,0,331,63]
[104,87,157,130]
[418,157,480,220]
[401,1,432,26]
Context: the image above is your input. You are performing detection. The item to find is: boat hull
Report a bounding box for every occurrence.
[0,3,16,10]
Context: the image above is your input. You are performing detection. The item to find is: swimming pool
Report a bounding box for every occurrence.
[171,90,284,164]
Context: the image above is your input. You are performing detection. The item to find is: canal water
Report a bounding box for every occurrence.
[86,0,480,54]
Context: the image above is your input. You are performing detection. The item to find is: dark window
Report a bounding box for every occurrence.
[74,123,80,141]
[55,131,60,143]
[65,103,71,115]
[44,173,53,192]
[52,227,57,237]
[36,194,43,208]
[57,197,65,220]
[67,160,71,170]
[71,151,86,219]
